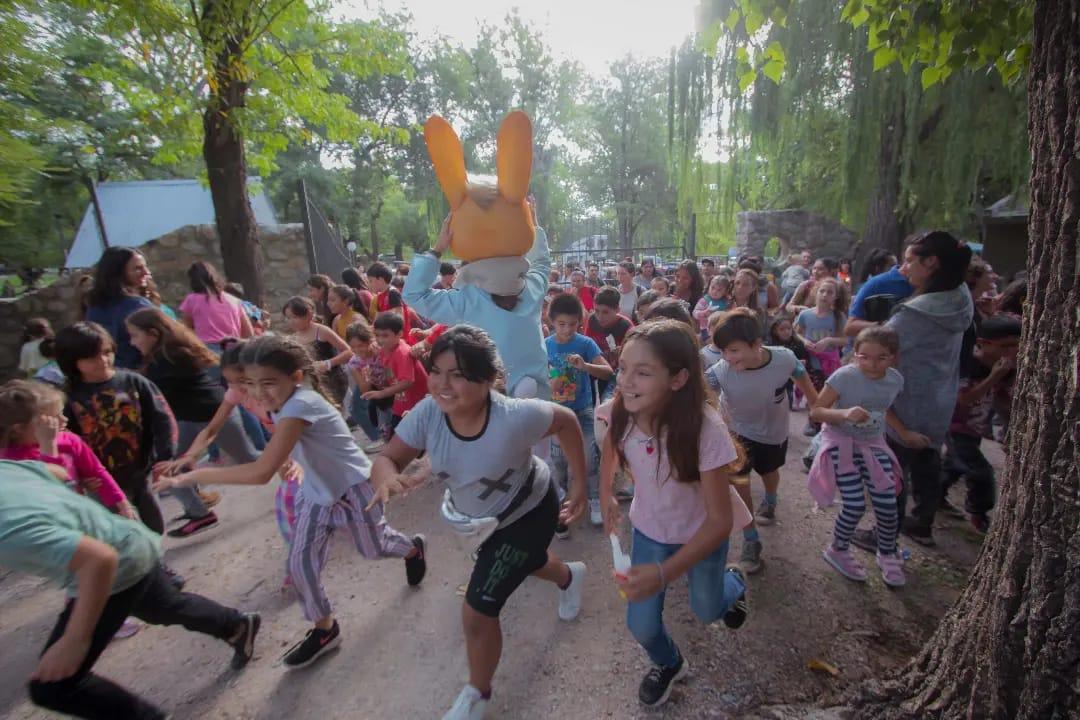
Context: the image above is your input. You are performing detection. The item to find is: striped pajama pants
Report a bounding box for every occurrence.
[289,482,415,622]
[829,446,898,554]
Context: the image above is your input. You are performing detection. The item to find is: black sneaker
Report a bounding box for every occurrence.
[405,535,427,587]
[901,517,936,546]
[283,621,341,669]
[938,497,965,519]
[229,613,261,669]
[166,512,219,538]
[163,564,186,590]
[850,527,878,553]
[555,522,570,540]
[722,567,749,629]
[638,652,689,707]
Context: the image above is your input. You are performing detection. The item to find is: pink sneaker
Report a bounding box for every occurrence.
[876,552,906,587]
[823,544,867,581]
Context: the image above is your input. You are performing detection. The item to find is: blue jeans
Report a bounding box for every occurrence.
[348,389,381,442]
[550,405,599,500]
[238,406,268,451]
[626,528,745,668]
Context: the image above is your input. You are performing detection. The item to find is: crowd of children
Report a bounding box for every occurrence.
[3,224,1021,719]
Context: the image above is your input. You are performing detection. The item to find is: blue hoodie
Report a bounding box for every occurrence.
[403,228,551,398]
[886,285,974,445]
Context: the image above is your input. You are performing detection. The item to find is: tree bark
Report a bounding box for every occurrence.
[857,77,906,270]
[201,1,265,305]
[854,2,1080,717]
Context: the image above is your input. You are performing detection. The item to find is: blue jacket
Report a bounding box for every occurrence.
[403,229,551,398]
[85,295,154,369]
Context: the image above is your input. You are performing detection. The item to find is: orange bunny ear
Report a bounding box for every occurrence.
[424,116,467,208]
[496,110,533,203]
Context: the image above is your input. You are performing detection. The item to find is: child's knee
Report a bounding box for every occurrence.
[626,605,663,646]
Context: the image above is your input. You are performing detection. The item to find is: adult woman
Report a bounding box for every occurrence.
[855,231,973,549]
[786,257,839,314]
[673,260,705,311]
[738,256,780,313]
[635,259,660,290]
[84,247,154,369]
[369,325,587,720]
[341,267,375,322]
[180,261,253,355]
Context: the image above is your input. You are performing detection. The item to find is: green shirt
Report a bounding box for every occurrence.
[0,460,161,596]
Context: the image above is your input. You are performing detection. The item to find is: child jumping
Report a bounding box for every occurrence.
[808,326,930,587]
[154,334,426,670]
[705,308,819,574]
[600,319,751,707]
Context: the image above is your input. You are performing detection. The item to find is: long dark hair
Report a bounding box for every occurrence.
[240,334,337,409]
[677,260,705,308]
[861,248,895,283]
[188,261,226,300]
[341,267,369,292]
[907,230,973,294]
[126,307,219,370]
[608,320,709,484]
[88,247,142,306]
[330,284,367,315]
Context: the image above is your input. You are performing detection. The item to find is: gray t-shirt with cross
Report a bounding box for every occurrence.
[395,392,554,527]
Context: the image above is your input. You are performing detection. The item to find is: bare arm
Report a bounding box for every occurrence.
[316,324,353,368]
[545,404,587,524]
[794,371,819,406]
[367,435,425,507]
[844,317,878,337]
[156,417,307,489]
[32,537,117,682]
[886,409,932,448]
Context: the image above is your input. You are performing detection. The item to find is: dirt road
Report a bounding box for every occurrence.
[0,413,995,719]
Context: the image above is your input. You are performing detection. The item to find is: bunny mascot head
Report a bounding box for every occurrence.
[424,110,536,296]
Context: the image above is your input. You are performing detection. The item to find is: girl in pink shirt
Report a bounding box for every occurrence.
[0,380,134,518]
[598,320,752,708]
[179,261,253,346]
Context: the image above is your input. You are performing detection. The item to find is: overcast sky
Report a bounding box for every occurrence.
[336,0,700,75]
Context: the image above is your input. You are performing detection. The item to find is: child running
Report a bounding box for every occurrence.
[54,322,178,540]
[153,334,426,670]
[0,380,135,519]
[546,293,613,529]
[705,308,819,574]
[126,307,261,538]
[283,296,352,405]
[808,327,929,586]
[367,325,588,720]
[1,460,259,720]
[365,311,429,438]
[769,315,809,409]
[600,319,751,707]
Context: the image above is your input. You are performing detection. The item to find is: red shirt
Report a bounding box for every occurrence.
[585,313,634,365]
[574,286,596,312]
[378,339,429,416]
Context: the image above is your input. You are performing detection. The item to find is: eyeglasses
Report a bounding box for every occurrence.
[854,353,893,362]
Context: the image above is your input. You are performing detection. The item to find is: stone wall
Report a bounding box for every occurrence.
[0,224,310,381]
[736,210,858,261]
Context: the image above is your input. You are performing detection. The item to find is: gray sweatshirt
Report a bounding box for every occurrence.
[886,285,974,446]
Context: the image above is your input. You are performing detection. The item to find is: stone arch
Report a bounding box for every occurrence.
[735,210,858,263]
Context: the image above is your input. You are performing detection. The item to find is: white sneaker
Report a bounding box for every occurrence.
[589,498,603,526]
[558,561,587,621]
[442,684,488,720]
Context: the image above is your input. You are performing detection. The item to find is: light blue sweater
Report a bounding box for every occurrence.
[403,228,551,398]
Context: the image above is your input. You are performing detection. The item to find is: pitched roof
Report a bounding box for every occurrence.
[66,179,278,268]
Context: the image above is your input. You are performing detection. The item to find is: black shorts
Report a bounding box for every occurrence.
[466,485,558,617]
[734,435,788,476]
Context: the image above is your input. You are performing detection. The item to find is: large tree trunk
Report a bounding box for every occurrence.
[854,2,1079,717]
[857,75,906,271]
[202,1,265,305]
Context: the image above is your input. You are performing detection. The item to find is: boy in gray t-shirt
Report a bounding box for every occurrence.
[705,309,819,574]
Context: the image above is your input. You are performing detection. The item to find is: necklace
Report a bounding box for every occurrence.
[638,433,657,455]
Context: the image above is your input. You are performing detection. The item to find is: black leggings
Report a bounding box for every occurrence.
[28,564,242,720]
[122,476,165,535]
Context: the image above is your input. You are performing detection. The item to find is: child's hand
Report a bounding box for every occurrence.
[409,327,428,340]
[804,340,818,352]
[410,341,429,358]
[434,214,453,254]
[559,488,587,526]
[990,356,1016,381]
[901,430,932,449]
[566,354,585,370]
[601,496,622,536]
[616,563,664,602]
[153,470,199,493]
[315,360,332,373]
[153,457,192,479]
[365,475,408,510]
[33,414,61,455]
[361,390,384,401]
[280,460,303,483]
[32,633,90,683]
[116,500,137,520]
[844,406,871,424]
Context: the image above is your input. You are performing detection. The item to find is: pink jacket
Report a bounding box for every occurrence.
[807,425,901,508]
[1,431,128,509]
